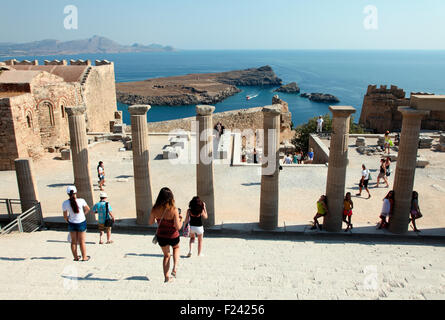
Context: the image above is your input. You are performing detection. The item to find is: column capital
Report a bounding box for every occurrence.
[65,105,86,116]
[329,106,356,117]
[128,105,151,115]
[398,106,430,118]
[262,105,281,116]
[196,105,215,116]
[14,158,32,164]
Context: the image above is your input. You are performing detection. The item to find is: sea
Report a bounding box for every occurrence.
[4,50,445,126]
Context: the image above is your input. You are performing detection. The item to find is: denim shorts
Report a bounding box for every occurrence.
[68,220,87,232]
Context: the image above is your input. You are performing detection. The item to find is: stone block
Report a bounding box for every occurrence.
[169,137,186,149]
[124,140,132,150]
[113,124,126,134]
[61,149,71,160]
[355,137,366,147]
[440,134,445,145]
[416,158,429,168]
[163,146,181,159]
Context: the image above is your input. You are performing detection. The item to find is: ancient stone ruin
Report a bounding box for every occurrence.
[0,59,120,170]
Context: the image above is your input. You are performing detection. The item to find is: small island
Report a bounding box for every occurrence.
[116,66,282,106]
[274,82,300,94]
[300,92,340,103]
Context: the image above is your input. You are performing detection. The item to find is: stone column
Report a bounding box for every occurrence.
[14,158,39,213]
[259,106,281,230]
[196,105,216,227]
[66,106,95,223]
[129,105,153,225]
[389,107,429,234]
[323,106,356,232]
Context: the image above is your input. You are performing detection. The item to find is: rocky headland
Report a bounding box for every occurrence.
[116,66,282,106]
[274,82,300,94]
[300,92,340,103]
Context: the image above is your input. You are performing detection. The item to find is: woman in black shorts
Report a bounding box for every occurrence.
[148,187,184,282]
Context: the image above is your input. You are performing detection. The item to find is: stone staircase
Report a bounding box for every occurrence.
[80,67,92,86]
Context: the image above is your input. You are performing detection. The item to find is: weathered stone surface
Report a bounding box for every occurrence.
[355,137,366,147]
[274,82,300,94]
[359,84,445,133]
[60,149,70,160]
[300,93,340,103]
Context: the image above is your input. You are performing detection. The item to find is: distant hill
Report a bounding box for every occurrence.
[0,35,175,56]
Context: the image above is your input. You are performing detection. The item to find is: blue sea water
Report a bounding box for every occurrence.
[5,50,445,126]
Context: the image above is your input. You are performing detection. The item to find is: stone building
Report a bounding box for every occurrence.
[0,59,118,170]
[359,85,445,133]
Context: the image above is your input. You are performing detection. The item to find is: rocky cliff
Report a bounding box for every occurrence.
[116,66,282,106]
[359,85,445,133]
[274,82,300,94]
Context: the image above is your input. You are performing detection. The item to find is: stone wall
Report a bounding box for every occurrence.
[308,134,329,164]
[0,94,44,170]
[83,63,118,133]
[359,85,445,133]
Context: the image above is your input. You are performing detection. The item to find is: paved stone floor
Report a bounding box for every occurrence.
[0,231,444,300]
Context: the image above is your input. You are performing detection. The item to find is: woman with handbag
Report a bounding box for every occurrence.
[185,196,208,257]
[149,187,183,283]
[92,192,115,244]
[409,191,422,232]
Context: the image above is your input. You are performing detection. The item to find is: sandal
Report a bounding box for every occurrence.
[73,255,80,261]
[99,241,104,244]
[106,240,114,244]
[81,256,91,262]
[186,252,192,258]
[171,270,177,278]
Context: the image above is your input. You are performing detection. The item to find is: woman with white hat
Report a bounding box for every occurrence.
[62,185,91,261]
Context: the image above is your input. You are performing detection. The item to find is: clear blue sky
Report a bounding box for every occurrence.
[2,0,445,49]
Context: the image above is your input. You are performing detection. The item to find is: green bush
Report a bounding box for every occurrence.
[291,115,365,153]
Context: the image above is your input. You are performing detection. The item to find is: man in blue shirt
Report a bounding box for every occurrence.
[92,192,115,244]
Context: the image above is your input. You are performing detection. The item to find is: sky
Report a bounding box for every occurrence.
[1,0,445,50]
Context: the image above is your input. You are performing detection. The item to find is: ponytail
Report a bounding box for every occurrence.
[69,191,79,213]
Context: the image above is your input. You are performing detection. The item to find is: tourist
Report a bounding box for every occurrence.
[409,191,422,232]
[311,195,328,230]
[357,164,371,198]
[214,122,225,138]
[92,192,115,244]
[316,116,323,133]
[384,131,393,154]
[385,157,392,179]
[343,192,354,231]
[62,186,91,262]
[284,154,292,164]
[185,196,208,257]
[253,148,258,164]
[299,150,304,164]
[293,152,298,164]
[97,161,105,191]
[377,190,394,229]
[148,187,183,283]
[376,158,389,188]
[305,148,314,164]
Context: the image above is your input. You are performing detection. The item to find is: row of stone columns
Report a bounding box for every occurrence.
[13,102,427,234]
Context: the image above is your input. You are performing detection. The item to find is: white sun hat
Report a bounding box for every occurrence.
[100,192,108,198]
[66,185,77,194]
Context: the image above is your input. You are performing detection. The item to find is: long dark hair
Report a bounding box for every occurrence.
[384,190,395,200]
[69,190,79,213]
[97,161,103,172]
[153,187,175,212]
[189,196,204,216]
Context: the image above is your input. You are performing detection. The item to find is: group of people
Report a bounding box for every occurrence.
[311,190,422,232]
[62,184,208,283]
[283,148,314,165]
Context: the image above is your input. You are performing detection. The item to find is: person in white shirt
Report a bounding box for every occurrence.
[316,116,324,133]
[378,190,394,229]
[62,186,91,261]
[97,161,105,191]
[356,164,371,198]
